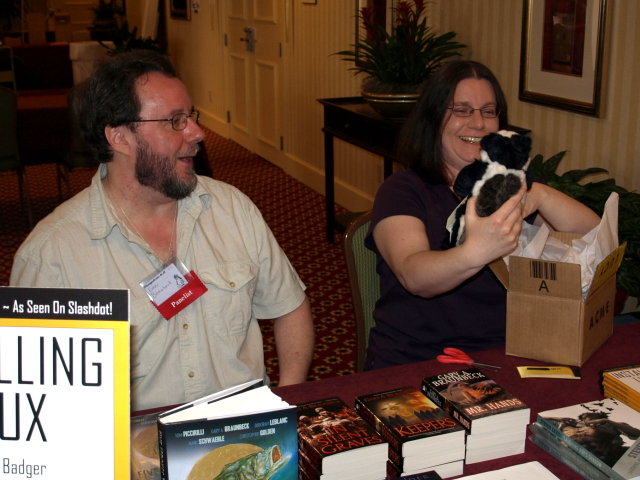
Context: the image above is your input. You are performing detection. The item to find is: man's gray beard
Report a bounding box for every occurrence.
[135,140,197,200]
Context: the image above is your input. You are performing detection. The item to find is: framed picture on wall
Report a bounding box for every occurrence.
[519,0,611,117]
[170,0,191,20]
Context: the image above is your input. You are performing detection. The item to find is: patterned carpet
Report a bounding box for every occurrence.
[0,128,357,382]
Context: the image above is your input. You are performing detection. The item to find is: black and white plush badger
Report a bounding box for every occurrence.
[444,130,532,248]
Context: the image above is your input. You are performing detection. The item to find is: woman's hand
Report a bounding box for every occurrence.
[461,186,526,268]
[374,187,527,299]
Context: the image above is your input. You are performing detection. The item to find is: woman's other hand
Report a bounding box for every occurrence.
[461,186,526,267]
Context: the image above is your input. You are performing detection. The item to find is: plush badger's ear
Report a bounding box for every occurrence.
[453,160,488,198]
[480,131,532,170]
[480,132,510,166]
[510,134,532,170]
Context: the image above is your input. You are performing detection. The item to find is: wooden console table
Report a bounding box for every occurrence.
[319,96,530,243]
[319,97,404,243]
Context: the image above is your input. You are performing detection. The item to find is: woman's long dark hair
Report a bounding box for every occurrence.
[396,60,509,185]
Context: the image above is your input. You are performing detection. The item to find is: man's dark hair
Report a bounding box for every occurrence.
[77,49,178,163]
[396,60,509,185]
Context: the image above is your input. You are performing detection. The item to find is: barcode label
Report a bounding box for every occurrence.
[530,260,557,280]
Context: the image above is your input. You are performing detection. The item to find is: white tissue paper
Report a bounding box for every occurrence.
[505,192,619,298]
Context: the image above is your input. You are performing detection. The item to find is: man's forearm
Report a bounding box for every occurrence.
[273,298,315,386]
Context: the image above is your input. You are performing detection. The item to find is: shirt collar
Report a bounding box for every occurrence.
[88,163,212,240]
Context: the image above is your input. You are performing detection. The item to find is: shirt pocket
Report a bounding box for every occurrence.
[198,262,258,336]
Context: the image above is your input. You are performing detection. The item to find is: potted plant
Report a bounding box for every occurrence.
[335,0,465,118]
[528,151,640,310]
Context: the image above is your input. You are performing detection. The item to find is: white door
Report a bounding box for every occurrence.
[225,0,284,162]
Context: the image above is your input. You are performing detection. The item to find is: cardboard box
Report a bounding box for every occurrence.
[490,233,626,366]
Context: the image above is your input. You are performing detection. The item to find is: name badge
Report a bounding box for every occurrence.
[140,262,207,320]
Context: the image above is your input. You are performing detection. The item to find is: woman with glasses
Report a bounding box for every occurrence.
[363,60,599,370]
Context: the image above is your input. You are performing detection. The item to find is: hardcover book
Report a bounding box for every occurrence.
[157,379,298,480]
[296,397,387,476]
[0,286,130,480]
[131,405,178,480]
[354,386,466,458]
[535,397,640,480]
[421,368,530,435]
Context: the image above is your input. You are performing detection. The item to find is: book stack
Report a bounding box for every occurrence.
[422,368,530,464]
[296,397,388,480]
[355,386,466,478]
[600,364,640,412]
[157,379,299,480]
[531,397,640,480]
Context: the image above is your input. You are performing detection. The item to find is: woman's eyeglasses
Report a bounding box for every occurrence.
[448,105,499,119]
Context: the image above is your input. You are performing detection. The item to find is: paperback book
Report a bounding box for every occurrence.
[157,379,298,480]
[600,364,640,412]
[296,397,387,478]
[529,422,614,480]
[421,368,530,435]
[0,286,130,480]
[354,386,466,459]
[535,397,640,480]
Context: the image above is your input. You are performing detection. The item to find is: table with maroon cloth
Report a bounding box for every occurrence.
[274,322,640,479]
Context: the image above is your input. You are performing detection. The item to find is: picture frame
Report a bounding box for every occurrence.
[519,0,611,117]
[170,0,191,20]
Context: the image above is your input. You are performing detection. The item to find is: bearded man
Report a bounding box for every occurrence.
[10,50,314,412]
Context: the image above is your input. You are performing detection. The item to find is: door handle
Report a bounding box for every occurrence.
[240,27,256,52]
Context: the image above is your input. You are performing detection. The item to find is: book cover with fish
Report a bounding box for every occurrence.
[157,380,298,480]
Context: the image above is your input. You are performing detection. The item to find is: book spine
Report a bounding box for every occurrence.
[602,383,640,412]
[535,416,621,479]
[420,382,446,410]
[297,437,324,472]
[387,445,404,469]
[354,399,401,452]
[420,382,472,432]
[157,421,169,480]
[605,371,640,397]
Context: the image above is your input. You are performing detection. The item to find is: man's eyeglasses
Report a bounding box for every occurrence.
[132,110,200,131]
[448,105,499,119]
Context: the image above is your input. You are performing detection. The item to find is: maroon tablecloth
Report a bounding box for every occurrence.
[274,322,640,479]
